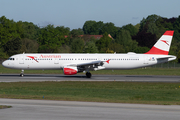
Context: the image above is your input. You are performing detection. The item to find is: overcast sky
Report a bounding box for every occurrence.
[0,0,180,30]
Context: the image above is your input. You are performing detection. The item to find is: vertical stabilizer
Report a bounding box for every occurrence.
[145,31,174,55]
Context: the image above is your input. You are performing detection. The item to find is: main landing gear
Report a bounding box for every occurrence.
[86,72,92,78]
[20,69,24,77]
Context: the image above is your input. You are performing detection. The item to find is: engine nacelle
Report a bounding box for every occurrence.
[63,67,78,75]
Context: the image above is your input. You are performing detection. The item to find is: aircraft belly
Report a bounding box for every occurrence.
[14,61,61,70]
[104,61,144,69]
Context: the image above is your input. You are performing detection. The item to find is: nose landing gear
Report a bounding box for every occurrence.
[20,69,24,77]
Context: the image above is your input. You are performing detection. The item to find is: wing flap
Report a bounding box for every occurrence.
[68,60,102,67]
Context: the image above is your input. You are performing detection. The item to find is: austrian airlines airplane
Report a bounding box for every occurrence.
[2,31,176,78]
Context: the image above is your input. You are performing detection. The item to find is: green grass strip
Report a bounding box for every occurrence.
[0,81,180,105]
[0,105,12,109]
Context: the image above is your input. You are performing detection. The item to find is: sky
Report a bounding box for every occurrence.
[0,0,180,30]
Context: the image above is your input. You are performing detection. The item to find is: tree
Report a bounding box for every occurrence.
[115,30,138,52]
[134,46,149,53]
[173,15,180,41]
[0,23,9,47]
[71,38,84,53]
[20,38,38,53]
[0,16,22,48]
[96,32,113,52]
[70,28,84,37]
[108,42,125,53]
[58,45,71,53]
[21,21,39,40]
[83,20,96,34]
[89,21,104,35]
[3,37,22,56]
[132,31,157,48]
[122,24,138,36]
[139,14,161,34]
[84,41,98,53]
[55,26,70,35]
[177,50,180,63]
[147,22,159,35]
[156,17,176,30]
[37,24,65,53]
[0,47,8,59]
[99,22,118,38]
[134,24,140,32]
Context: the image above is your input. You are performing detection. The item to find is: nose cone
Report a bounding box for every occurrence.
[2,61,10,68]
[2,61,7,67]
[2,60,14,68]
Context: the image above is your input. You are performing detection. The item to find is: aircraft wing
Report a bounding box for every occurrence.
[63,59,110,71]
[68,60,104,67]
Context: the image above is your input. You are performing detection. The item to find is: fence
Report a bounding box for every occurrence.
[150,62,180,68]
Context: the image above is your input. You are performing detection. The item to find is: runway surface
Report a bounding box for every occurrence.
[0,74,180,82]
[0,98,180,120]
[0,75,180,120]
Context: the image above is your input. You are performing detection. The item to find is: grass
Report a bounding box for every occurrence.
[0,81,180,105]
[0,64,180,76]
[1,64,180,105]
[0,105,12,109]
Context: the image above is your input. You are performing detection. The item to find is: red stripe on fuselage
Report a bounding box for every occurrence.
[27,56,39,62]
[145,46,168,55]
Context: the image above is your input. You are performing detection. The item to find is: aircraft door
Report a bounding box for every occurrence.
[19,55,24,64]
[144,56,149,64]
[54,58,59,64]
[98,57,102,61]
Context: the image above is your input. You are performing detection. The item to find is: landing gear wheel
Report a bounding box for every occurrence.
[86,72,92,78]
[20,69,24,77]
[20,73,24,77]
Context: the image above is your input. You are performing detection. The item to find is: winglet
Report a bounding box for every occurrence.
[145,30,174,55]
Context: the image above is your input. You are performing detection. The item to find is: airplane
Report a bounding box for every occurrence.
[2,30,176,78]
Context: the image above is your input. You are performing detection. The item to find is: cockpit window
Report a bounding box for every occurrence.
[8,58,15,60]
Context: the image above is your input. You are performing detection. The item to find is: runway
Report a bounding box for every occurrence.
[0,74,180,82]
[0,75,180,120]
[0,98,180,120]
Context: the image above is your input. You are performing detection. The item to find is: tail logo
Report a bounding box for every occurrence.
[161,40,169,46]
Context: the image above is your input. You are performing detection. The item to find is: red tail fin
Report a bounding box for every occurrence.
[145,31,174,55]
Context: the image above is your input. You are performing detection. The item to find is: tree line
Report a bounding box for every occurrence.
[0,14,180,62]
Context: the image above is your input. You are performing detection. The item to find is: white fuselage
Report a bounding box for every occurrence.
[2,53,176,70]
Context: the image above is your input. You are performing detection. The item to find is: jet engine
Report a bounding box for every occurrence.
[63,67,78,75]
